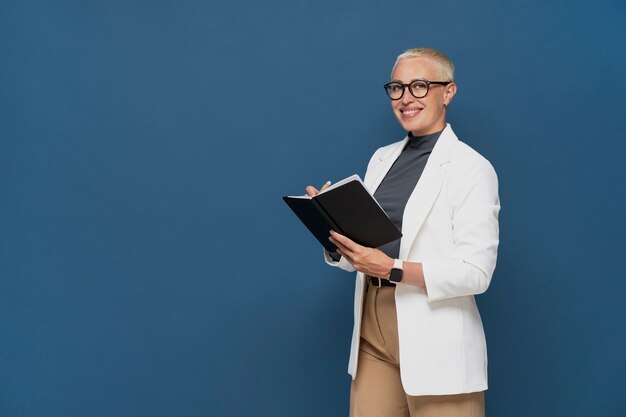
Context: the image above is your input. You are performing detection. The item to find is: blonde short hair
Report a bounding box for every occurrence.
[392,47,455,82]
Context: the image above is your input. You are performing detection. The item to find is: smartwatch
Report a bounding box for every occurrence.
[389,259,403,283]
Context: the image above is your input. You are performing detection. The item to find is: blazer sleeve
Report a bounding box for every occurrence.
[422,154,500,302]
[323,248,356,271]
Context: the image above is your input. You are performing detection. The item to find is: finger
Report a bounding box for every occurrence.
[320,181,331,191]
[330,230,359,252]
[330,236,354,258]
[336,248,354,265]
[329,234,348,250]
[305,186,319,197]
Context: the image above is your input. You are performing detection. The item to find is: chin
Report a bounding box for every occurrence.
[403,123,426,134]
[395,119,420,133]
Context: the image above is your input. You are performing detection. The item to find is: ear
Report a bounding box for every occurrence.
[443,82,457,106]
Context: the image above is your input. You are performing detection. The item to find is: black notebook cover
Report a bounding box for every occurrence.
[283,177,402,252]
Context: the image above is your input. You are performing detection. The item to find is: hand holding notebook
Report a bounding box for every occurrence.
[283,175,402,252]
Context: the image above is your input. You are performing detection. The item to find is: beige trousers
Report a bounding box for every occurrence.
[349,283,485,417]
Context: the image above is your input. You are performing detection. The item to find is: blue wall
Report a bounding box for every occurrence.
[1,0,625,416]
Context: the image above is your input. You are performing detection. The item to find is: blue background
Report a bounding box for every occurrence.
[1,0,625,416]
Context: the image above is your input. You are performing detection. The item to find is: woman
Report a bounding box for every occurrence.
[306,48,500,417]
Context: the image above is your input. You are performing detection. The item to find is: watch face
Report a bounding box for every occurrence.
[390,268,403,283]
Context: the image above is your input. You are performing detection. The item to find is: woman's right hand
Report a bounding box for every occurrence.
[306,181,330,197]
[305,186,320,197]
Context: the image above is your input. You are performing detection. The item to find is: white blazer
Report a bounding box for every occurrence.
[324,124,500,396]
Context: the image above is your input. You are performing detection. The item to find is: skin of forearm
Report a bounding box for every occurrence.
[329,230,426,290]
[399,261,426,290]
[373,253,426,290]
[378,252,426,290]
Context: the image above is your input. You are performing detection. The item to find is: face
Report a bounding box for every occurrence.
[389,57,456,136]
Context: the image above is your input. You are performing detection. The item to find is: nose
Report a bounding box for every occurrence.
[400,87,415,104]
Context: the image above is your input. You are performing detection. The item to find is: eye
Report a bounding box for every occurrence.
[390,83,403,93]
[411,81,428,90]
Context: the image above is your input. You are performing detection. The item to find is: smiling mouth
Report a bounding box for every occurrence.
[401,108,422,118]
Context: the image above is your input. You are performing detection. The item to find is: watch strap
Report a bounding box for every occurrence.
[393,258,403,270]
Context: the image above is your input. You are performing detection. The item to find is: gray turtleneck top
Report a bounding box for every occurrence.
[373,129,442,259]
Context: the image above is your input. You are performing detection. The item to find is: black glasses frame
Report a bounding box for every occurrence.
[383,79,451,100]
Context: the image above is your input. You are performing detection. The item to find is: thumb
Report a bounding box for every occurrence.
[305,186,319,196]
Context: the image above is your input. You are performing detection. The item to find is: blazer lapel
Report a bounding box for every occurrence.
[398,124,458,259]
[364,138,408,193]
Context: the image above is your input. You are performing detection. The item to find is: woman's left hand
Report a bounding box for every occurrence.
[329,230,394,278]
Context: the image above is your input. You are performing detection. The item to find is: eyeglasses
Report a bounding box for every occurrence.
[383,79,451,100]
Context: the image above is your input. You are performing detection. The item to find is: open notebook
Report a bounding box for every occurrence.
[283,175,402,252]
